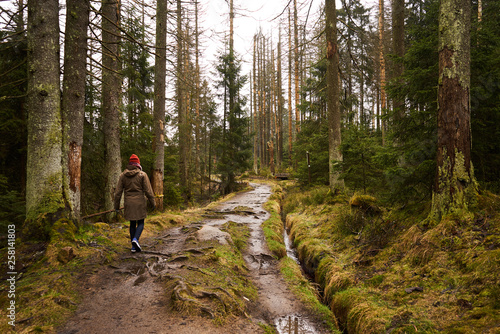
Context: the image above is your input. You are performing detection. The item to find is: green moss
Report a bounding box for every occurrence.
[262,200,287,258]
[259,323,278,334]
[280,179,500,334]
[51,219,77,241]
[279,257,339,332]
[428,149,478,223]
[366,274,384,287]
[221,221,250,251]
[438,0,470,88]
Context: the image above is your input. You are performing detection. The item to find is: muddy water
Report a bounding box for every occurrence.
[203,183,323,334]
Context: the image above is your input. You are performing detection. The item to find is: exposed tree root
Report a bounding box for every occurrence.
[180,264,212,275]
[169,278,246,320]
[172,280,216,318]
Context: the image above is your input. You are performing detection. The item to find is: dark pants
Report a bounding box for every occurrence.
[129,219,144,242]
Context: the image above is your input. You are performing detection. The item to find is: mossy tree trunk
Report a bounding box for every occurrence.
[102,0,122,219]
[152,0,167,211]
[429,0,477,222]
[326,0,344,192]
[62,0,90,221]
[24,0,67,239]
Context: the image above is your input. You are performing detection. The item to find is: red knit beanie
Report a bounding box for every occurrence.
[129,154,140,164]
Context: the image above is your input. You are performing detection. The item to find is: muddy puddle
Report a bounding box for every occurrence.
[201,183,324,334]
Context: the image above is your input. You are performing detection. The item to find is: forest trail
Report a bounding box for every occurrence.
[58,183,329,334]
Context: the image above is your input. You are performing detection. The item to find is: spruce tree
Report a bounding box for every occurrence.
[216,51,251,194]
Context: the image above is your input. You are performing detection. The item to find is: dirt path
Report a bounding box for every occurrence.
[58,183,329,334]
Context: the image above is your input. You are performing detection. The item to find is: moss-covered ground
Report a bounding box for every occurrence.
[0,210,192,334]
[0,185,268,334]
[279,181,500,334]
[261,182,341,333]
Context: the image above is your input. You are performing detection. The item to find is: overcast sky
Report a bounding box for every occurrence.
[198,0,327,110]
[202,0,323,71]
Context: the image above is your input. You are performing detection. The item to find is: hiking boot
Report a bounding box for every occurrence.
[132,238,141,252]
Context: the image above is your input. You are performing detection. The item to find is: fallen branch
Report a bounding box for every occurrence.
[82,207,124,219]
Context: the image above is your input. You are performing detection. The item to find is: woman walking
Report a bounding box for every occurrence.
[114,154,156,252]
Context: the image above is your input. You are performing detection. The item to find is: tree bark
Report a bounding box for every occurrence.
[378,0,386,145]
[195,0,202,197]
[288,9,293,163]
[25,0,65,238]
[277,30,283,169]
[16,0,25,35]
[102,0,122,219]
[153,0,167,211]
[62,0,89,222]
[392,0,405,120]
[326,0,344,191]
[253,35,259,174]
[176,0,188,201]
[429,0,477,222]
[293,0,300,134]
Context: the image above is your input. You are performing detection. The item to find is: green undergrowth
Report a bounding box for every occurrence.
[0,212,188,334]
[164,221,258,324]
[262,182,341,333]
[283,184,500,334]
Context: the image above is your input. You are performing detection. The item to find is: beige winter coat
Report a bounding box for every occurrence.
[114,165,155,221]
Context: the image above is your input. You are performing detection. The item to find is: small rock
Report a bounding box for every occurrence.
[58,246,76,264]
[195,225,233,245]
[405,286,423,294]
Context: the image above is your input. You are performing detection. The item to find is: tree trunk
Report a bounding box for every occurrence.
[153,0,167,211]
[176,0,188,201]
[16,0,25,35]
[62,0,89,222]
[293,0,300,134]
[24,0,65,239]
[277,30,283,169]
[326,0,344,191]
[288,9,293,163]
[195,0,202,197]
[183,24,192,200]
[378,0,386,145]
[392,0,405,120]
[102,0,122,219]
[429,0,477,222]
[253,35,258,174]
[263,37,268,167]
